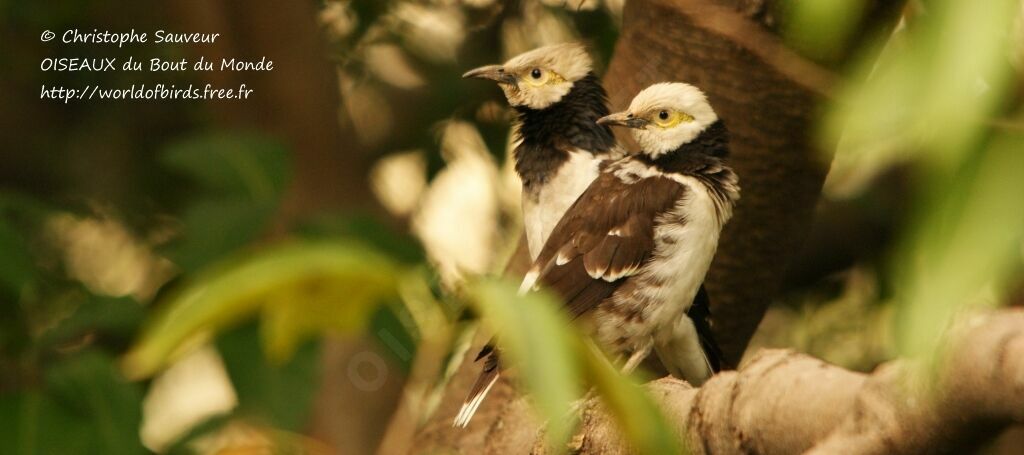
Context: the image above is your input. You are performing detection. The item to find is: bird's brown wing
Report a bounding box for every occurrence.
[524,171,687,319]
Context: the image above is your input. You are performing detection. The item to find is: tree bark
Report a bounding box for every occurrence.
[518,309,1024,454]
[414,309,1024,454]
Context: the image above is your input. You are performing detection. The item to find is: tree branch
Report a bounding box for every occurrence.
[476,309,1024,454]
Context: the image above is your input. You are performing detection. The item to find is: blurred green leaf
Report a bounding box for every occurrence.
[466,279,582,450]
[826,0,1019,174]
[168,197,276,272]
[39,295,144,349]
[369,303,418,372]
[299,213,426,264]
[164,413,232,455]
[161,133,289,200]
[0,391,92,455]
[895,133,1024,357]
[217,323,320,431]
[124,240,400,378]
[0,218,34,294]
[0,350,145,455]
[780,0,868,63]
[582,343,684,455]
[349,0,393,43]
[0,192,57,297]
[45,350,145,454]
[466,279,682,453]
[160,133,291,273]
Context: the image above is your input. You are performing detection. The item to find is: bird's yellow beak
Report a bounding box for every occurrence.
[462,64,517,85]
[597,111,648,129]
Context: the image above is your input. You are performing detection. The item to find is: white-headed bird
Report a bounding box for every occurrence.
[463,43,622,260]
[453,82,739,427]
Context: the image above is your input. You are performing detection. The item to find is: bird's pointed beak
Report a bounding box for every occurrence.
[462,64,516,85]
[597,111,648,129]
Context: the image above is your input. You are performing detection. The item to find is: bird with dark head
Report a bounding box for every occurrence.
[463,42,622,260]
[455,43,620,429]
[453,82,739,427]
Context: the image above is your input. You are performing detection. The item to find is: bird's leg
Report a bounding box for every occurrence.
[620,339,654,374]
[561,341,655,427]
[567,387,596,418]
[566,342,653,419]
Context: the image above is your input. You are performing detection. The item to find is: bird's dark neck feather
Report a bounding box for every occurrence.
[640,120,737,222]
[513,73,615,187]
[640,120,730,175]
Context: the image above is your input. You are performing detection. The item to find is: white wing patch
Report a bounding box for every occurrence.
[519,268,540,295]
[452,372,500,428]
[603,263,641,282]
[587,263,609,280]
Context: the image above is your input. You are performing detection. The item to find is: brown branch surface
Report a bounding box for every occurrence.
[489,309,1024,454]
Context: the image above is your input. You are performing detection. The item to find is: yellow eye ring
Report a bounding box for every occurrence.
[653,110,695,128]
[522,69,565,87]
[524,68,549,86]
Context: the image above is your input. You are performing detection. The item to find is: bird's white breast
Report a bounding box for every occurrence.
[595,175,723,346]
[522,149,602,259]
[646,175,722,328]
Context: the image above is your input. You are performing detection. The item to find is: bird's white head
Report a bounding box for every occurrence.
[462,42,593,110]
[598,82,718,158]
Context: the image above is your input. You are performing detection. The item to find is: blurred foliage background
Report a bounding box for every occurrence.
[1,0,1022,453]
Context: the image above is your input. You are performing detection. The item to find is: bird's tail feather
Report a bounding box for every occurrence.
[453,349,501,428]
[689,284,725,372]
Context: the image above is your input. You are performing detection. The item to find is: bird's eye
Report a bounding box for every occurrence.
[531,68,542,79]
[658,110,669,120]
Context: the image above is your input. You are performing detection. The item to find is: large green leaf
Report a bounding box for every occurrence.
[895,133,1024,357]
[826,0,1019,175]
[0,391,94,455]
[581,343,684,455]
[217,323,320,431]
[779,0,868,63]
[39,295,145,349]
[0,192,55,296]
[466,279,582,450]
[160,133,291,273]
[160,133,289,200]
[299,213,426,265]
[0,218,34,294]
[167,197,277,272]
[0,350,145,455]
[46,350,146,454]
[124,240,400,379]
